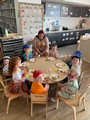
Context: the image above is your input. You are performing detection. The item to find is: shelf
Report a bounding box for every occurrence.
[0,0,17,33]
[0,8,15,10]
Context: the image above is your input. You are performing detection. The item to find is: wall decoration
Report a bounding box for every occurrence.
[19,2,44,43]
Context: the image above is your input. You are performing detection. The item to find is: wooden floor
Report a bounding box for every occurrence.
[0,60,90,120]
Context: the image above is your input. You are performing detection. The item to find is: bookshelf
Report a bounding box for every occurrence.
[0,0,17,33]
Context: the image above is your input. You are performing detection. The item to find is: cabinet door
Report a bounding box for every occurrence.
[61,4,69,17]
[45,2,60,11]
[44,2,60,17]
[81,7,89,17]
[75,31,80,40]
[45,10,60,17]
[46,33,61,47]
[68,6,74,17]
[80,29,90,37]
[61,32,70,46]
[73,7,81,17]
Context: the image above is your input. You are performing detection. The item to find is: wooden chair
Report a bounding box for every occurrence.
[0,75,23,114]
[56,85,90,120]
[78,72,83,89]
[31,93,48,117]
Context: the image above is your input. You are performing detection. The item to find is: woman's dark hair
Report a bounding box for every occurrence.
[36,30,45,39]
[38,30,45,35]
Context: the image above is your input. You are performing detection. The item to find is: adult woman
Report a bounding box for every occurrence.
[32,30,49,57]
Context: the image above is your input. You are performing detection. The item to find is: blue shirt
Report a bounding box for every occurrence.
[23,51,33,61]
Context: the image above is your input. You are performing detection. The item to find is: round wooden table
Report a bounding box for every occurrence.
[22,57,69,84]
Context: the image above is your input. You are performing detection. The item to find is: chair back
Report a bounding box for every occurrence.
[0,75,10,97]
[31,93,48,104]
[78,72,83,89]
[0,75,6,89]
[78,85,90,106]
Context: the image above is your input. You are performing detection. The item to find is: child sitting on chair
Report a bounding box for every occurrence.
[3,56,11,79]
[31,70,49,94]
[23,44,33,61]
[62,50,82,68]
[49,43,60,58]
[57,69,79,98]
[9,56,31,94]
[71,56,81,76]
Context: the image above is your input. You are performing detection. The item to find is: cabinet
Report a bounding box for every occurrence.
[79,38,90,63]
[69,6,81,17]
[0,0,17,33]
[0,34,23,67]
[44,2,60,17]
[43,2,90,18]
[46,32,61,47]
[81,7,90,17]
[79,29,90,37]
[45,29,90,47]
[61,4,69,17]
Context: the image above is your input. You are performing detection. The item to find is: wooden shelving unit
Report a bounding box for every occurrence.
[0,0,17,33]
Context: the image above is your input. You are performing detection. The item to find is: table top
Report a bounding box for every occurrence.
[22,57,69,84]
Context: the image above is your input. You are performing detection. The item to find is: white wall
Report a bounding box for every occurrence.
[63,0,90,5]
[42,0,90,5]
[18,0,41,4]
[44,17,90,31]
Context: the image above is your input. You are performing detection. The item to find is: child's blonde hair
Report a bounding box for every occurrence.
[9,56,21,75]
[69,69,78,78]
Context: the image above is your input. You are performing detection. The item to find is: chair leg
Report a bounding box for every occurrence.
[6,98,11,114]
[46,103,47,117]
[56,98,59,109]
[83,98,86,111]
[72,106,76,120]
[31,102,33,117]
[2,92,5,99]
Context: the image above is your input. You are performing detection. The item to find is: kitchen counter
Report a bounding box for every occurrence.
[45,28,90,34]
[45,28,90,47]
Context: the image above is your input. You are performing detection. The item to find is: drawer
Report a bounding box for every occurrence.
[2,39,23,45]
[3,43,23,52]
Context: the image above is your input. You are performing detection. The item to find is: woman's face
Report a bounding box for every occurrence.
[38,33,44,40]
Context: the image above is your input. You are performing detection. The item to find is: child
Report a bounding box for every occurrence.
[57,69,79,98]
[23,44,33,61]
[62,50,82,68]
[49,43,60,58]
[9,56,31,94]
[3,56,11,79]
[31,70,49,94]
[71,56,81,76]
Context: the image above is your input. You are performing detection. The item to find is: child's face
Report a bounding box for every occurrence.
[3,59,9,66]
[51,46,57,51]
[16,60,21,68]
[24,48,30,53]
[71,58,80,65]
[68,72,76,81]
[37,74,43,82]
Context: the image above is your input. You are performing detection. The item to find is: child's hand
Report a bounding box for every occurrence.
[45,84,49,90]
